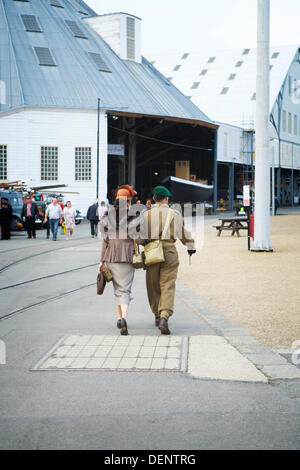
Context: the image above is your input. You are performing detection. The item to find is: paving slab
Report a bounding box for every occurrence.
[188,336,268,383]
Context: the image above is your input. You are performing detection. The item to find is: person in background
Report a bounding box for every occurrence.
[86,200,99,238]
[63,201,76,240]
[97,201,108,222]
[0,197,13,240]
[43,198,63,241]
[44,201,51,239]
[22,196,38,239]
[144,199,152,211]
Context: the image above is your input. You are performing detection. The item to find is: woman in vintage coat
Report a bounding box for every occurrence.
[98,185,139,336]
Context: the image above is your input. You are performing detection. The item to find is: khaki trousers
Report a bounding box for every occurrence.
[146,244,179,320]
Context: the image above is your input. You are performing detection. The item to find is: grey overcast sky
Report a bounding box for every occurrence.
[85,0,300,55]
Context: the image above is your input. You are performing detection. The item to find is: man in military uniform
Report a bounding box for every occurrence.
[141,186,196,335]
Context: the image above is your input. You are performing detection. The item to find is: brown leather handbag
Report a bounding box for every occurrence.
[97,272,106,295]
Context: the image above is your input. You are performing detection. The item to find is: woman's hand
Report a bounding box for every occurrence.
[98,262,104,275]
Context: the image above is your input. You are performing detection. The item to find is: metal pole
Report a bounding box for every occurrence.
[96,98,100,200]
[252,0,273,251]
[272,143,275,216]
[213,130,218,212]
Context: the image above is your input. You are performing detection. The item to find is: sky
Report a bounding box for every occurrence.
[84,0,300,56]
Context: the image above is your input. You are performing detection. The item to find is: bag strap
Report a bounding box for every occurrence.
[161,209,174,240]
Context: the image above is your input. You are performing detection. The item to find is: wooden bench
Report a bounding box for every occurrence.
[214,217,248,237]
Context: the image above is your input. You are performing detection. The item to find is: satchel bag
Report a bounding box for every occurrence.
[97,272,106,295]
[144,209,174,267]
[132,239,144,269]
[101,264,113,282]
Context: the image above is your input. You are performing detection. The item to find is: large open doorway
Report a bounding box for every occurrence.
[107,113,217,203]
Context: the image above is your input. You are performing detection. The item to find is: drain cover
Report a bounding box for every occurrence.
[32,335,188,372]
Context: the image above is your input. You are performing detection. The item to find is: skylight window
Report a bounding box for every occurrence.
[228,74,236,80]
[272,52,280,59]
[208,57,216,63]
[181,53,189,59]
[235,61,243,67]
[200,69,208,76]
[191,82,200,89]
[242,48,250,55]
[173,65,181,71]
[251,93,256,101]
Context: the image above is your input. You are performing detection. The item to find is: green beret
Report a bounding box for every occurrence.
[153,185,171,197]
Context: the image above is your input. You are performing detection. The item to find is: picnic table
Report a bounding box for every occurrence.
[214,216,248,237]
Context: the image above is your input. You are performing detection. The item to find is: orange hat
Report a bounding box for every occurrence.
[115,185,137,200]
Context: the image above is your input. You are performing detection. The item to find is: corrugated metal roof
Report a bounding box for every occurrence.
[0,0,214,127]
[151,45,300,128]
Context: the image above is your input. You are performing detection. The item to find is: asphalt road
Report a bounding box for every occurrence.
[0,224,299,450]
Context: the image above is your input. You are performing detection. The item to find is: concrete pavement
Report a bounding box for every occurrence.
[0,224,300,449]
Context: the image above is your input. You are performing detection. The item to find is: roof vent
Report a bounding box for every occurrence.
[49,0,64,8]
[34,47,56,66]
[84,13,142,63]
[21,15,42,33]
[65,20,88,39]
[88,52,112,73]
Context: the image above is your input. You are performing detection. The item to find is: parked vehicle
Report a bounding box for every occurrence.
[0,190,24,230]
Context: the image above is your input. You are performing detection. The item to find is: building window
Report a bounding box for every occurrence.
[294,115,298,135]
[251,93,256,101]
[288,113,292,133]
[75,147,92,181]
[41,146,58,181]
[282,110,286,132]
[0,145,7,180]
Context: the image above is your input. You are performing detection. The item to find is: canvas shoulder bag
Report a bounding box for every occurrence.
[144,209,174,267]
[132,239,145,269]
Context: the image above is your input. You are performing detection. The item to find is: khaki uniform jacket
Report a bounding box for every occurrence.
[141,204,195,249]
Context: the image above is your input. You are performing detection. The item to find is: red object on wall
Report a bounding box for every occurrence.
[249,214,254,238]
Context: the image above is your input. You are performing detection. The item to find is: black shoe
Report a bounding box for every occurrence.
[159,318,171,335]
[117,319,122,329]
[155,316,160,327]
[120,318,128,336]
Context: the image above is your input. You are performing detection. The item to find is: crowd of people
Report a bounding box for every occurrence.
[0,187,196,336]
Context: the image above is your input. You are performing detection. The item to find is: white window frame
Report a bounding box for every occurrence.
[41,146,58,181]
[75,147,92,181]
[0,144,8,181]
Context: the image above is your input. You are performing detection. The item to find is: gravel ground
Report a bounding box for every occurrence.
[177,213,300,349]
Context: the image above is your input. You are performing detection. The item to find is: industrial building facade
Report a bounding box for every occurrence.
[0,0,217,212]
[152,45,300,207]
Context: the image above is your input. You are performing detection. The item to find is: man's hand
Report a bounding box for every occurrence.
[188,250,196,257]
